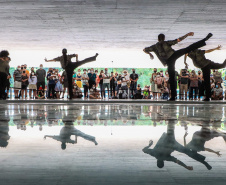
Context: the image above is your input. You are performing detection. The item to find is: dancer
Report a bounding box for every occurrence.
[0,50,10,100]
[184,45,226,101]
[184,126,226,156]
[44,123,98,150]
[45,49,98,99]
[143,32,213,100]
[142,121,212,170]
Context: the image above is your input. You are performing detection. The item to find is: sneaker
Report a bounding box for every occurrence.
[203,98,210,101]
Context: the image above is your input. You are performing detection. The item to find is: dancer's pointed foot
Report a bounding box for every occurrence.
[94,140,98,145]
[205,33,213,41]
[95,53,99,57]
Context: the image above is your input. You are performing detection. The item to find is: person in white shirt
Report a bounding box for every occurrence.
[121,70,130,90]
[82,69,89,98]
[28,72,37,99]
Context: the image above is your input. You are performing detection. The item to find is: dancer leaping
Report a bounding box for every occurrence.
[45,49,98,99]
[185,45,226,101]
[143,32,213,100]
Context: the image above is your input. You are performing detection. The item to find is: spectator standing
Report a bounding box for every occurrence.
[164,70,170,90]
[154,72,163,99]
[95,70,100,88]
[88,69,96,90]
[197,70,205,100]
[150,68,157,99]
[55,77,63,99]
[62,70,68,98]
[21,69,29,99]
[121,70,130,90]
[36,64,46,92]
[110,71,116,98]
[102,68,110,98]
[72,71,76,84]
[189,70,198,100]
[130,69,138,98]
[82,69,89,99]
[0,50,10,100]
[47,70,56,99]
[212,82,223,100]
[13,65,22,98]
[24,64,30,76]
[180,69,189,100]
[76,69,82,88]
[4,59,11,99]
[28,72,37,99]
[116,73,122,95]
[99,70,104,98]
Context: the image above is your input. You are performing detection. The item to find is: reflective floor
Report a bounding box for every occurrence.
[1,103,226,185]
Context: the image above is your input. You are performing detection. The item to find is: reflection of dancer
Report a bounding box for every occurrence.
[185,45,226,101]
[45,49,98,99]
[142,122,212,170]
[143,33,212,100]
[184,127,226,156]
[44,125,98,150]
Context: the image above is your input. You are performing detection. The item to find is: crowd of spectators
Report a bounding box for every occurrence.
[1,49,226,101]
[6,65,226,100]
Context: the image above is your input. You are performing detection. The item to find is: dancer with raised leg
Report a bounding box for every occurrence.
[184,45,226,101]
[45,49,98,99]
[142,120,212,170]
[143,32,213,100]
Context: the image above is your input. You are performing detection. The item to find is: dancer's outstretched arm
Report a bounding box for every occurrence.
[44,135,54,139]
[205,45,222,53]
[44,58,57,62]
[142,140,153,153]
[205,148,222,157]
[177,32,194,42]
[143,49,154,59]
[44,54,77,62]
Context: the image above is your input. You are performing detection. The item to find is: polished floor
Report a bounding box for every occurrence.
[1,102,226,185]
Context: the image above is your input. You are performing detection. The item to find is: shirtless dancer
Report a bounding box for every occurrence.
[45,49,98,99]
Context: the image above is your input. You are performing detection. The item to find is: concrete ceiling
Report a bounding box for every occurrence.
[1,0,226,68]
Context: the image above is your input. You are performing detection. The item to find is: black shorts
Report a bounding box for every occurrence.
[22,85,28,90]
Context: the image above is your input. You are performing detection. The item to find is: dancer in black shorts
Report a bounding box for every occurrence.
[45,49,98,99]
[144,32,213,100]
